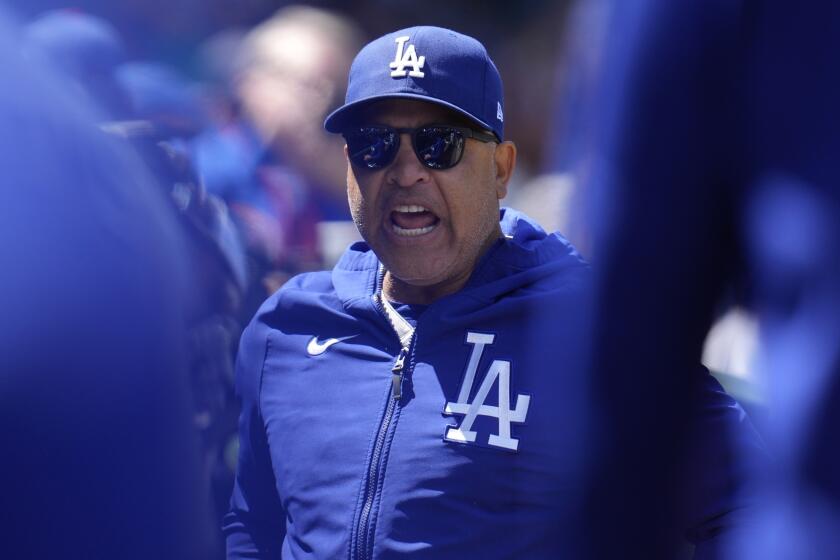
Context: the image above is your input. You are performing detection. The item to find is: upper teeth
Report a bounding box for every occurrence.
[395,205,427,213]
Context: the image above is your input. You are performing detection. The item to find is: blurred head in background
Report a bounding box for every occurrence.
[234,5,364,207]
[115,60,208,138]
[23,9,130,119]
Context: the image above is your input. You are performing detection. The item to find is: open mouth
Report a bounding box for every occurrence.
[390,204,440,237]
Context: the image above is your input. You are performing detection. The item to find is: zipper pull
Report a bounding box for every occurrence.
[391,347,408,400]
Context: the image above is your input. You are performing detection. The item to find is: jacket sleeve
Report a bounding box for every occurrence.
[223,316,286,558]
[682,367,766,559]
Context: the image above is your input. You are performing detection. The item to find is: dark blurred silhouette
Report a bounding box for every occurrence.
[0,7,215,559]
[116,61,208,138]
[22,9,131,119]
[102,120,247,535]
[21,8,246,554]
[579,1,840,558]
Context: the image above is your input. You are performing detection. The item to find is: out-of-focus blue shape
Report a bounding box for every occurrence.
[116,61,208,136]
[24,8,124,74]
[545,0,610,175]
[23,8,130,119]
[576,0,840,558]
[0,7,216,559]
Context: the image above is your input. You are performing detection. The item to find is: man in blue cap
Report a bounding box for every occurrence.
[224,26,763,559]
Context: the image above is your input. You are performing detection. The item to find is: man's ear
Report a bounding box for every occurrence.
[344,144,355,189]
[493,141,517,200]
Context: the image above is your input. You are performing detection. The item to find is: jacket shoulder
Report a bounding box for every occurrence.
[236,270,337,396]
[256,270,338,318]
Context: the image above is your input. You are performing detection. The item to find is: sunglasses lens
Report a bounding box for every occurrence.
[345,127,398,169]
[414,127,465,170]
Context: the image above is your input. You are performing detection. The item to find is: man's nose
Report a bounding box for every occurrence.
[385,133,430,187]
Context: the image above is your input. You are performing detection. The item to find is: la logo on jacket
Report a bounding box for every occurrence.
[444,332,530,452]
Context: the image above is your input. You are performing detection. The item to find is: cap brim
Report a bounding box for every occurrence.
[324,93,501,142]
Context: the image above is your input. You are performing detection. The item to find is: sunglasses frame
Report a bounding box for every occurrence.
[342,124,498,171]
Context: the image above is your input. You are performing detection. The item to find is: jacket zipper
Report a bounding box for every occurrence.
[352,347,408,560]
[350,291,415,560]
[390,347,408,400]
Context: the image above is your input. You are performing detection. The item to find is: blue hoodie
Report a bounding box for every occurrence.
[224,208,762,559]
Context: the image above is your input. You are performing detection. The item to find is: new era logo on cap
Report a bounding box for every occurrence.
[324,26,505,142]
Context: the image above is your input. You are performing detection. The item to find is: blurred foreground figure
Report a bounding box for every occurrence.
[583,2,840,558]
[0,9,214,559]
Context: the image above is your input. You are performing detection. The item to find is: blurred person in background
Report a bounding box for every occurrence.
[194,5,364,320]
[101,120,248,547]
[191,28,257,232]
[577,1,840,558]
[0,6,215,559]
[234,5,363,222]
[116,60,208,139]
[224,25,764,559]
[538,0,611,257]
[112,54,250,554]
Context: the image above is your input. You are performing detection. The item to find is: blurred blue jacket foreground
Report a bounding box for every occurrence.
[582,1,840,558]
[225,209,764,559]
[0,8,215,559]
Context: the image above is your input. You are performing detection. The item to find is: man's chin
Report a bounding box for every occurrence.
[378,249,448,283]
[382,261,473,304]
[387,268,445,288]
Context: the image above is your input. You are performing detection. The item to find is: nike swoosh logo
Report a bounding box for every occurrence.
[306,336,341,356]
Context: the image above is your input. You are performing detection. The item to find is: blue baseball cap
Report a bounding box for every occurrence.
[324,26,504,141]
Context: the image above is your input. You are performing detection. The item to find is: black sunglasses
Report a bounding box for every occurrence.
[342,124,497,171]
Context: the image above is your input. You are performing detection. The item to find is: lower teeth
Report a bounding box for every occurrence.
[393,223,435,236]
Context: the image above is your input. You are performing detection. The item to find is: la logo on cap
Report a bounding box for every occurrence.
[390,36,425,78]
